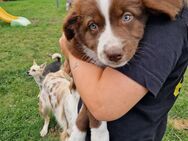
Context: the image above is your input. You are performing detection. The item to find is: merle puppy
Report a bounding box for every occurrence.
[28,53,62,90]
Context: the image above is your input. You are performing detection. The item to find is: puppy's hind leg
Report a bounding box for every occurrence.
[91,121,109,141]
[40,115,50,137]
[88,111,109,141]
[55,103,68,138]
[68,105,88,141]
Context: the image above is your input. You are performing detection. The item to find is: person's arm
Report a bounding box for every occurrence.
[60,37,148,121]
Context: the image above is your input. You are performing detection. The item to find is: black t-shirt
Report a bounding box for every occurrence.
[84,8,188,141]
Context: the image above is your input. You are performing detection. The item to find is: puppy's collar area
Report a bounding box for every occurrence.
[39,76,44,82]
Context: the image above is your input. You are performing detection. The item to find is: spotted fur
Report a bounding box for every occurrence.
[39,69,79,139]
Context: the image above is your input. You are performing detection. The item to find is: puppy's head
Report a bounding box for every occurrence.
[27,60,46,77]
[63,0,183,68]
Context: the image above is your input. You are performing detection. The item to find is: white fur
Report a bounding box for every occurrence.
[52,53,62,60]
[39,89,52,137]
[82,45,104,67]
[28,63,46,90]
[68,125,87,141]
[68,99,109,141]
[40,115,50,137]
[67,105,86,141]
[96,0,124,68]
[91,121,109,141]
[65,90,80,134]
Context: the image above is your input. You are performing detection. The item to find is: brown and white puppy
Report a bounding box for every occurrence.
[62,0,183,141]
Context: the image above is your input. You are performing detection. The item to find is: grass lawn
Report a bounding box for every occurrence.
[0,0,187,141]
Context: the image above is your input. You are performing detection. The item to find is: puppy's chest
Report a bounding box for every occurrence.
[34,76,43,87]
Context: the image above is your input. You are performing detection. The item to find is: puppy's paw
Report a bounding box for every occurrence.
[40,128,48,137]
[91,121,109,141]
[61,131,69,141]
[68,126,86,141]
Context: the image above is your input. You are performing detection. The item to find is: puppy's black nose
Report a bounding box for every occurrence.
[107,54,123,62]
[104,47,123,62]
[27,71,30,75]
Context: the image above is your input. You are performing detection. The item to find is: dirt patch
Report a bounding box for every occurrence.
[48,124,62,137]
[169,119,188,130]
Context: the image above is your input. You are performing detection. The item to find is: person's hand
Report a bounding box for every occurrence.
[59,34,70,58]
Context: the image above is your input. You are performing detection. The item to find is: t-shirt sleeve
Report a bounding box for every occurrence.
[117,17,185,97]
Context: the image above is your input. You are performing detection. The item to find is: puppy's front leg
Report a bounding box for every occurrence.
[40,116,50,137]
[88,112,109,141]
[68,105,89,141]
[39,92,51,137]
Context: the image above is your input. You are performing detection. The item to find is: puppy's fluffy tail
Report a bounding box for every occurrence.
[49,53,62,62]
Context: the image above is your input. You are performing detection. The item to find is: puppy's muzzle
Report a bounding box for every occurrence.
[27,71,31,76]
[104,46,123,62]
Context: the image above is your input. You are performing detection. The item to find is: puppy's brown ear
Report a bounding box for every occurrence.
[63,12,82,40]
[143,0,183,19]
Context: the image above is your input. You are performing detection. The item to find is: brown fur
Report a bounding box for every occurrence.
[63,0,104,61]
[76,105,89,132]
[62,0,184,136]
[75,104,101,132]
[143,0,183,20]
[87,110,101,128]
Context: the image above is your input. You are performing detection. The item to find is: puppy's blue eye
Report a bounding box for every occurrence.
[88,23,98,31]
[122,12,133,23]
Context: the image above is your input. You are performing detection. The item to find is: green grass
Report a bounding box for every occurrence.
[0,0,65,140]
[0,0,187,141]
[163,71,188,141]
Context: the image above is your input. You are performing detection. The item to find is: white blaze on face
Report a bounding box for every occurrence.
[96,0,124,67]
[82,45,104,66]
